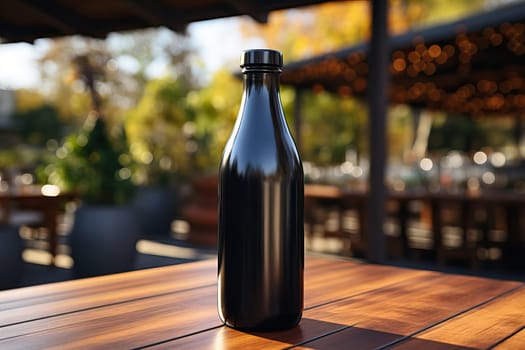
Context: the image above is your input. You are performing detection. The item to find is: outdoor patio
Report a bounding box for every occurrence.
[1,0,525,348]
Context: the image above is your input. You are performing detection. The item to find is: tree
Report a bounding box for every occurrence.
[186,69,242,171]
[239,1,370,61]
[125,68,243,185]
[298,90,367,164]
[37,28,195,130]
[125,77,194,185]
[32,28,200,186]
[240,0,487,62]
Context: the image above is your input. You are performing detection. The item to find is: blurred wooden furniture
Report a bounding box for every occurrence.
[304,184,366,256]
[183,175,218,247]
[1,256,524,348]
[0,188,75,263]
[305,184,525,268]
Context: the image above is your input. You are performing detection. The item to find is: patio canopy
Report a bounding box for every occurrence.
[281,1,525,116]
[0,0,346,43]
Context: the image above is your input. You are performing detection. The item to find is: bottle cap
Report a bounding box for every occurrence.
[240,49,283,68]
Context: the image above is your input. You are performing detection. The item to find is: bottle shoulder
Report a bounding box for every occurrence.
[221,131,301,177]
[221,85,301,176]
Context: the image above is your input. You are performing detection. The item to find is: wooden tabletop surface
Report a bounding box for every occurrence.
[1,256,524,349]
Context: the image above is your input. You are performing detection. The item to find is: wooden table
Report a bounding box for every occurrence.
[0,189,76,263]
[1,256,524,349]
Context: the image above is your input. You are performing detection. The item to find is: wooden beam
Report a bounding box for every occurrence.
[125,0,187,32]
[0,23,64,43]
[515,115,524,157]
[226,0,269,23]
[16,0,91,35]
[366,0,389,264]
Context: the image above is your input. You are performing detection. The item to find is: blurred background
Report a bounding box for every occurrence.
[0,0,524,288]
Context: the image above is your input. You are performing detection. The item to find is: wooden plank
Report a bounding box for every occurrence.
[2,256,521,349]
[0,257,337,327]
[387,286,525,349]
[160,318,355,350]
[0,285,220,349]
[0,259,217,326]
[273,275,520,350]
[296,281,524,350]
[0,258,422,348]
[153,272,520,349]
[0,259,215,307]
[302,260,430,309]
[296,326,475,350]
[493,327,525,349]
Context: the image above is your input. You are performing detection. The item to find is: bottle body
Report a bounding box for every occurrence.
[218,50,304,331]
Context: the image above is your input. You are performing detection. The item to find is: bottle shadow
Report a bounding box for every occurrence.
[246,317,477,349]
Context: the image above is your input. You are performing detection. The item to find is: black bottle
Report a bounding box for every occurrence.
[218,49,304,331]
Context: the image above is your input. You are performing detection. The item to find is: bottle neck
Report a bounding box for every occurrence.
[242,69,281,94]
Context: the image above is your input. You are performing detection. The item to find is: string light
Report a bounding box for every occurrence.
[280,18,524,115]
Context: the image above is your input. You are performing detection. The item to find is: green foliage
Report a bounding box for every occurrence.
[126,70,242,185]
[2,98,71,175]
[388,105,415,160]
[428,114,484,152]
[0,146,47,171]
[126,77,194,185]
[13,104,65,146]
[428,114,517,153]
[298,91,367,164]
[42,116,134,205]
[187,69,241,172]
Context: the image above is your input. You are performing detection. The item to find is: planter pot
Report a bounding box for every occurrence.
[0,225,24,290]
[132,186,177,237]
[70,205,140,278]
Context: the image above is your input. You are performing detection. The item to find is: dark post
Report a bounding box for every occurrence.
[366,0,389,263]
[515,114,524,157]
[293,87,303,151]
